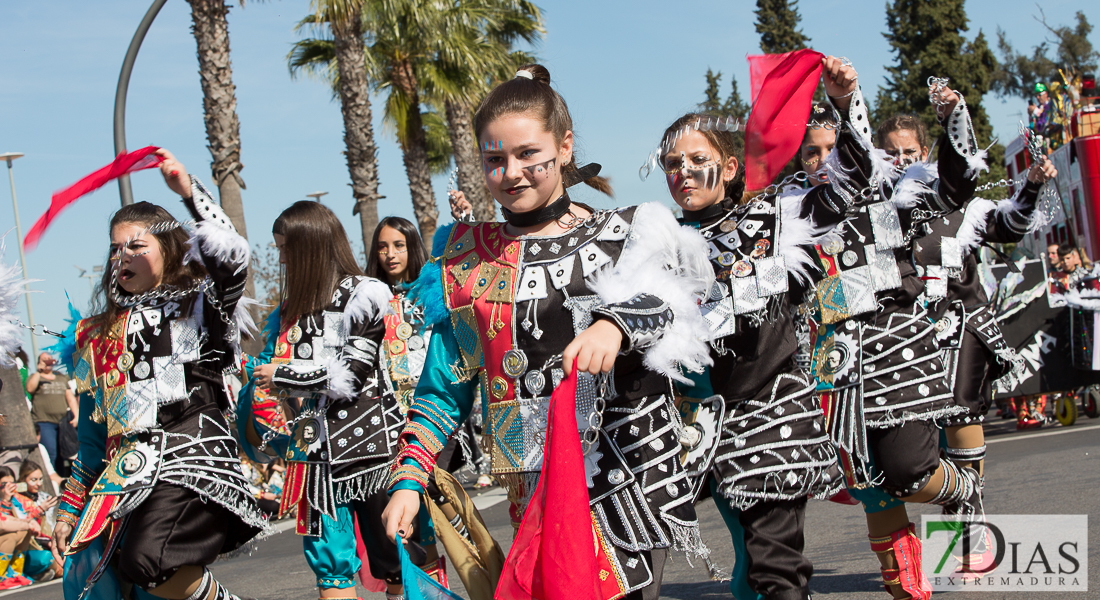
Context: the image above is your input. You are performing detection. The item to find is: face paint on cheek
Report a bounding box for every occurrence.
[666,170,684,196]
[483,160,503,179]
[686,162,720,191]
[520,158,555,184]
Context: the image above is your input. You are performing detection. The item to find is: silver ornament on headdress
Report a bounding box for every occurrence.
[639,115,742,181]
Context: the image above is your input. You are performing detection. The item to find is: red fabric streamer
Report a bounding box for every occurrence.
[495,363,601,600]
[24,146,163,251]
[744,49,824,191]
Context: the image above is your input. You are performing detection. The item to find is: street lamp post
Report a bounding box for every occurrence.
[306,191,329,202]
[1,152,37,357]
[76,265,104,294]
[114,0,168,206]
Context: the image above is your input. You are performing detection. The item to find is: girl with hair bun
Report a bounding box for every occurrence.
[383,64,716,598]
[654,56,870,600]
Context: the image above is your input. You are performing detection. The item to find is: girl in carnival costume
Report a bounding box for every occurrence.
[806,82,997,600]
[239,201,408,599]
[367,215,461,586]
[654,56,868,600]
[52,150,264,600]
[877,106,1056,575]
[383,64,715,599]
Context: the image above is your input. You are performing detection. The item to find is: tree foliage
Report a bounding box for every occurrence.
[699,69,750,121]
[754,0,809,54]
[993,10,1099,99]
[873,0,1005,196]
[290,1,544,237]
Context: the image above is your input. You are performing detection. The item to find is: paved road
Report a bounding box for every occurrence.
[9,416,1098,599]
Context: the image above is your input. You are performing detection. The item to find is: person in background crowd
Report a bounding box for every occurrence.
[16,461,60,580]
[14,350,30,404]
[31,425,62,488]
[24,353,77,473]
[1047,242,1063,271]
[0,466,53,584]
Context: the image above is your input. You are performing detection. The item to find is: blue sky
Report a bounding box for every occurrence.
[0,0,1094,356]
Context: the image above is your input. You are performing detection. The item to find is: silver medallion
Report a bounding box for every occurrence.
[407,335,424,351]
[501,349,528,378]
[133,360,151,380]
[297,343,313,359]
[524,370,546,396]
[820,233,844,256]
[841,250,858,267]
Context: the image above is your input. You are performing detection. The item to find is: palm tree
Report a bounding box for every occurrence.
[292,1,543,240]
[187,0,249,238]
[300,0,385,251]
[187,0,259,351]
[288,13,454,243]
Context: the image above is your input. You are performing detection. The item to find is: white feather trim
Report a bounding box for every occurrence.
[964,148,989,181]
[994,185,1046,233]
[0,240,29,366]
[185,221,250,274]
[955,199,997,256]
[777,189,826,287]
[822,145,853,188]
[275,354,357,399]
[587,203,714,383]
[1052,288,1100,311]
[233,296,263,339]
[342,277,394,332]
[324,355,357,399]
[889,161,939,210]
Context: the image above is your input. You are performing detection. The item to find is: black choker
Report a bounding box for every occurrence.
[682,198,734,223]
[501,193,571,227]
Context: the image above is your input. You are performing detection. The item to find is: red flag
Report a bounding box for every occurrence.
[24,146,164,251]
[744,49,824,191]
[495,363,601,600]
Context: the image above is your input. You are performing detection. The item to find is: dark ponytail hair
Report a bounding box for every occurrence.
[473,64,612,196]
[90,202,205,338]
[662,113,746,203]
[366,216,426,289]
[876,114,929,152]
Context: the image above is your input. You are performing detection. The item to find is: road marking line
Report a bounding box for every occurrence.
[987,421,1100,445]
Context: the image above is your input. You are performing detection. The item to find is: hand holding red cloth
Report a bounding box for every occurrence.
[745,49,825,192]
[24,146,164,251]
[495,362,602,600]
